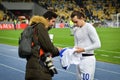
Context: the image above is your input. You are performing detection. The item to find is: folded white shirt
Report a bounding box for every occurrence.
[59,48,81,70]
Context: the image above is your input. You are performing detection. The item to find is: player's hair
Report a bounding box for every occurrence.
[43,11,58,20]
[71,10,86,19]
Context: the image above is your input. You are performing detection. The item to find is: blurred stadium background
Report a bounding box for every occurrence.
[0,0,120,29]
[0,1,120,80]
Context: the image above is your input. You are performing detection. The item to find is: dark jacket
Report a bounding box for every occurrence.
[32,23,59,57]
[25,16,59,80]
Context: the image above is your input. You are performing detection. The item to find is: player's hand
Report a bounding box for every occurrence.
[74,47,85,53]
[57,47,63,51]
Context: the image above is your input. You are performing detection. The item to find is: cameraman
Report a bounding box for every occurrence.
[25,11,61,80]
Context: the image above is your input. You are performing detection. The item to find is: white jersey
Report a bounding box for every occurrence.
[73,23,101,80]
[59,48,81,70]
[73,23,101,54]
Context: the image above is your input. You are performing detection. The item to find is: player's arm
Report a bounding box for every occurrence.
[84,25,101,52]
[75,25,101,53]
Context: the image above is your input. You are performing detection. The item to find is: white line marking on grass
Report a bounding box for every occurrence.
[96,53,120,59]
[101,54,109,57]
[96,49,120,54]
[113,56,120,59]
[54,43,72,47]
[0,63,25,73]
[0,36,18,40]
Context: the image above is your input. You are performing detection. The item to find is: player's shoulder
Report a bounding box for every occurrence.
[86,22,94,27]
[85,22,93,27]
[85,23,96,32]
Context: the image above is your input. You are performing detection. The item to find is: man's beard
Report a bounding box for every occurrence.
[48,26,52,31]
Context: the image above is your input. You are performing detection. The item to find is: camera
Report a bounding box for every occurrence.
[41,53,58,77]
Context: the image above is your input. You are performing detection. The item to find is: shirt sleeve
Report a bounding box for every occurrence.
[84,25,101,52]
[73,27,78,46]
[36,23,59,57]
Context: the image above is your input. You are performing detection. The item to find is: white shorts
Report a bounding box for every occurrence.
[76,56,96,80]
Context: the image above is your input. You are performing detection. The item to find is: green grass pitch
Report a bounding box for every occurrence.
[0,27,120,64]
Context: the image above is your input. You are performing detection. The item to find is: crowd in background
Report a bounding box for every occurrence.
[39,0,120,27]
